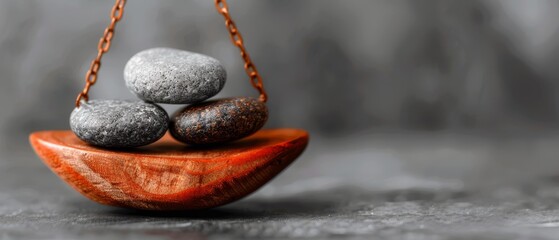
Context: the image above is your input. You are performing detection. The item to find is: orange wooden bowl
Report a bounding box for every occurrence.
[29,129,308,211]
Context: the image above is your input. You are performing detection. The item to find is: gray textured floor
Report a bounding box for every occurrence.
[2,131,559,239]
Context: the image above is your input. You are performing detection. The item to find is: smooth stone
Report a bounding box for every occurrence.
[124,48,226,104]
[70,100,168,148]
[170,97,268,145]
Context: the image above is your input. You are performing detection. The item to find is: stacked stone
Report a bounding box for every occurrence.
[70,48,267,148]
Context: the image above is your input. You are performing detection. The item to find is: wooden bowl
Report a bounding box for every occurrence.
[29,129,308,211]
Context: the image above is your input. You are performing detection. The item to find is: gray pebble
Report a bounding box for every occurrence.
[124,48,226,104]
[70,100,168,148]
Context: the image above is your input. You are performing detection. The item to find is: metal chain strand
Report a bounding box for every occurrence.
[75,0,126,108]
[75,0,267,106]
[214,0,268,102]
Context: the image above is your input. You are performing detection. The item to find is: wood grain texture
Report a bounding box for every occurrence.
[29,129,308,211]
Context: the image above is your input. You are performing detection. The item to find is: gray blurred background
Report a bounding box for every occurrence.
[3,1,559,239]
[3,0,559,143]
[2,0,559,195]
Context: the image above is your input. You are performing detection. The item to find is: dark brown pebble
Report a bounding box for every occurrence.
[170,97,268,145]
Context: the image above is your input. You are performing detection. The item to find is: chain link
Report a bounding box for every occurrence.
[75,0,126,108]
[214,0,268,102]
[76,0,268,106]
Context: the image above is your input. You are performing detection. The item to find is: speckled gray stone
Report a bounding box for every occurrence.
[70,100,168,148]
[124,48,226,104]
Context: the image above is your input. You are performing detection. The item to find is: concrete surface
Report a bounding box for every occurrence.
[2,131,559,239]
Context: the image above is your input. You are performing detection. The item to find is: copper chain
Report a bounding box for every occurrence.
[75,0,267,107]
[215,0,268,102]
[75,0,126,107]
